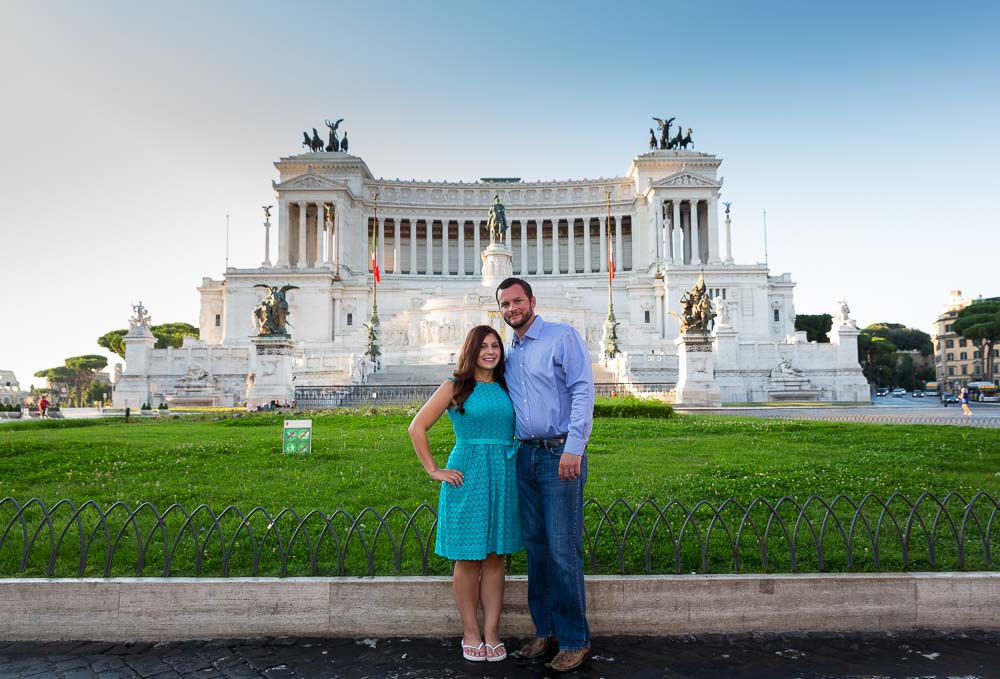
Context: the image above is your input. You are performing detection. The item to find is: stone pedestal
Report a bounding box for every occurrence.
[246,336,296,409]
[113,326,155,409]
[480,243,513,290]
[674,332,721,406]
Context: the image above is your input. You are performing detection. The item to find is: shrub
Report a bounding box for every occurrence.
[158,402,169,410]
[593,396,673,418]
[140,403,152,411]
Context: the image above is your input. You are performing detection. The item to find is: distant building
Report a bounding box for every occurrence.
[0,370,20,405]
[932,290,1000,390]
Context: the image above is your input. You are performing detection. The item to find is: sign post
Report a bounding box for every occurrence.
[282,419,313,454]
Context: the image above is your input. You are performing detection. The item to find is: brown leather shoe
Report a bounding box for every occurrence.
[546,645,591,672]
[514,636,556,659]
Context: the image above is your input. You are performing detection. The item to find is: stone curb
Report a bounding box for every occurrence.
[2,573,999,641]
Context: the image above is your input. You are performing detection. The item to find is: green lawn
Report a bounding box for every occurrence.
[1,410,998,577]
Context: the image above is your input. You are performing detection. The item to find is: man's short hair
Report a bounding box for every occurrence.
[496,277,533,304]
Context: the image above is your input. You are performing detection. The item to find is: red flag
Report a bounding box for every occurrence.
[370,221,381,284]
[608,231,615,282]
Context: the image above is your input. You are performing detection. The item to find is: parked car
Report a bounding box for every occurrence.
[875,388,890,397]
[911,390,924,398]
[892,388,906,397]
[941,393,959,404]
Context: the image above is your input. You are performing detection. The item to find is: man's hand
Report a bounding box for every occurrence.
[558,452,582,481]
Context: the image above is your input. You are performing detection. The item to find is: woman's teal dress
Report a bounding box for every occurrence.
[435,381,523,560]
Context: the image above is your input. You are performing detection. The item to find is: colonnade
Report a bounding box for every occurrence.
[654,198,722,266]
[271,201,343,269]
[367,215,632,277]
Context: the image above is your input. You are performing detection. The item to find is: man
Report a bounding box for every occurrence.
[38,396,49,418]
[496,277,594,672]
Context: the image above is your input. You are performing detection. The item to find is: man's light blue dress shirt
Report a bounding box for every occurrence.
[505,315,595,456]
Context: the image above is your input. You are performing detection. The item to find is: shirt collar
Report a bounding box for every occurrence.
[512,315,545,347]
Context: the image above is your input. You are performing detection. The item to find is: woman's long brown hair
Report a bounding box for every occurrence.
[451,325,507,413]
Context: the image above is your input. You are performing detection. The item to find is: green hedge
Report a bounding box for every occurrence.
[593,396,673,418]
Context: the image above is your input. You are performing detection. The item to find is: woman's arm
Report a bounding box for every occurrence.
[408,380,465,487]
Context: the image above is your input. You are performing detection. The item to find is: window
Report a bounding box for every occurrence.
[960,339,968,347]
[947,353,954,361]
[946,324,953,332]
[949,367,955,376]
[994,349,999,358]
[995,364,999,374]
[773,309,780,322]
[974,351,981,359]
[960,352,968,360]
[347,313,353,326]
[644,310,650,323]
[961,365,968,375]
[946,339,954,348]
[722,289,726,300]
[214,314,221,327]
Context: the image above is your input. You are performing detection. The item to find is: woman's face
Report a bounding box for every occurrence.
[476,333,502,373]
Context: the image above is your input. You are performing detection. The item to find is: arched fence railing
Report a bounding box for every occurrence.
[1,492,997,578]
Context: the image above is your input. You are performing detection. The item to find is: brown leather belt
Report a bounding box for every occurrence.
[520,436,568,449]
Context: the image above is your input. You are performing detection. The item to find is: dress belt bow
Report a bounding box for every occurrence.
[455,438,521,459]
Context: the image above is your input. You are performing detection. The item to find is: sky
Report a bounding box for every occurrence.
[1,0,998,390]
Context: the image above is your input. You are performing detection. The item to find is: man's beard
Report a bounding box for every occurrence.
[504,308,533,329]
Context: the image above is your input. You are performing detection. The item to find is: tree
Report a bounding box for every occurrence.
[865,323,933,356]
[953,298,1000,382]
[858,333,897,387]
[794,314,832,343]
[98,322,200,359]
[36,355,108,406]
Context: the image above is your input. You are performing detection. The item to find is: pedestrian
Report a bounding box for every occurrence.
[496,277,595,673]
[961,386,972,417]
[408,325,522,663]
[38,395,49,418]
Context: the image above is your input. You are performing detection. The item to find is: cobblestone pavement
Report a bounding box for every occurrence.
[2,632,999,678]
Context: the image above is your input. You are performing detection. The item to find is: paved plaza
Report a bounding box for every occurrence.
[2,632,999,678]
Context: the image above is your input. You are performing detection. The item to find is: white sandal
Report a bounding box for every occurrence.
[462,640,486,662]
[486,641,507,662]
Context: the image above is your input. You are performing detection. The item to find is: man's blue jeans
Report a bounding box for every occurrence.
[516,443,589,650]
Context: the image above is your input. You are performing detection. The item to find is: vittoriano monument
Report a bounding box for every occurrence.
[672,274,722,406]
[113,120,870,409]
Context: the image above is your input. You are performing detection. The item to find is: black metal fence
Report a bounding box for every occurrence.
[2,492,997,578]
[295,383,675,408]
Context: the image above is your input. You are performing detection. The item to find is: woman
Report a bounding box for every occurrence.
[961,386,972,417]
[408,325,522,662]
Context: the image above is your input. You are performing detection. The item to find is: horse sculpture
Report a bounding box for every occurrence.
[302,132,313,151]
[679,128,694,149]
[253,284,299,336]
[310,128,324,152]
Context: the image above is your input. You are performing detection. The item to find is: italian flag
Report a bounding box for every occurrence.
[608,229,615,282]
[371,222,381,283]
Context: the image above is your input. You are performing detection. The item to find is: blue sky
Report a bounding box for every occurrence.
[1,1,998,388]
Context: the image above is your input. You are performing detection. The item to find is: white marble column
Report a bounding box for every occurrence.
[521,219,528,277]
[332,294,341,342]
[615,214,624,273]
[277,200,289,267]
[581,218,591,274]
[262,218,272,267]
[439,219,448,276]
[425,219,434,275]
[376,216,385,277]
[690,200,701,266]
[505,219,512,250]
[551,218,560,275]
[567,218,576,274]
[653,201,663,267]
[313,205,323,266]
[708,197,722,264]
[599,215,608,274]
[325,205,334,267]
[535,220,544,274]
[457,219,465,276]
[672,200,682,265]
[725,208,734,264]
[392,218,401,274]
[409,219,417,274]
[473,220,482,275]
[297,202,307,268]
[334,204,342,275]
[655,287,664,339]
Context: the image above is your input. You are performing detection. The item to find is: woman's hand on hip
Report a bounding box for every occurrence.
[430,468,464,487]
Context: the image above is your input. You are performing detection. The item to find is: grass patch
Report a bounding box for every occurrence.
[1,412,998,577]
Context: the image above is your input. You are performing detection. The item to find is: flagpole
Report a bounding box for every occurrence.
[365,193,381,370]
[603,190,619,360]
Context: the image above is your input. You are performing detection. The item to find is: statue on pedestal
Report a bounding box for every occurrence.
[129,301,152,331]
[253,284,299,336]
[671,274,716,333]
[324,118,344,152]
[486,194,509,244]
